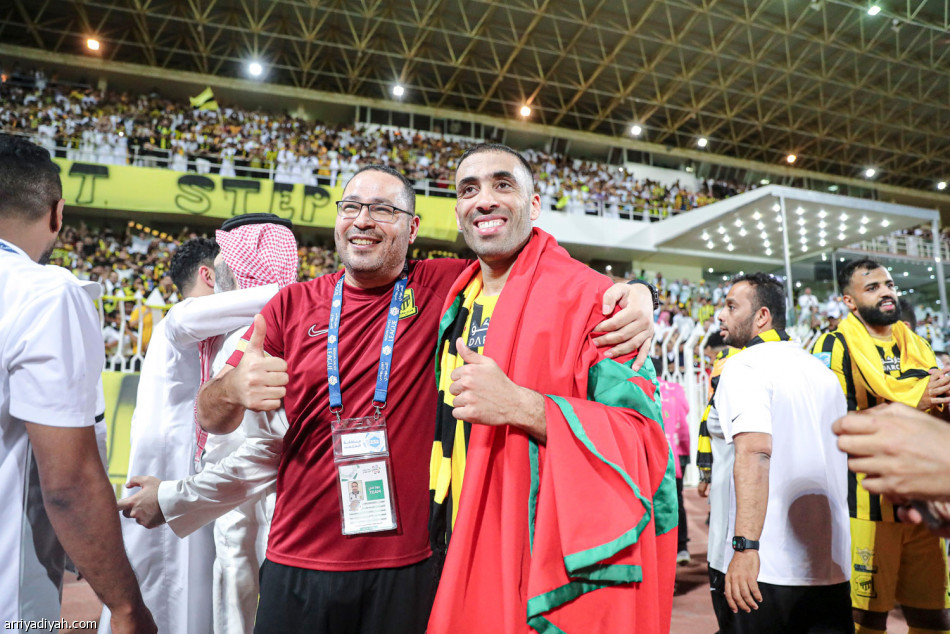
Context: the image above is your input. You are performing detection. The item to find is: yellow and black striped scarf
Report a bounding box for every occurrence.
[836,314,934,407]
[428,274,483,551]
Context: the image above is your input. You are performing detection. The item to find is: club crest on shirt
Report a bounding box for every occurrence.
[399,288,418,320]
[854,547,877,573]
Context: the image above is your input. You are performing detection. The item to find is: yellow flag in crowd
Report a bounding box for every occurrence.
[189,86,219,111]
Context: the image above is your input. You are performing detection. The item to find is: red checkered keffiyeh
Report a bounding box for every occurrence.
[215,222,298,290]
[194,221,298,467]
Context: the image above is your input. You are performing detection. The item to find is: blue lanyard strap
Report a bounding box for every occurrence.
[327,272,408,417]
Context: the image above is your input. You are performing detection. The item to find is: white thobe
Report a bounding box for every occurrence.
[159,328,287,634]
[99,284,278,634]
[156,285,284,634]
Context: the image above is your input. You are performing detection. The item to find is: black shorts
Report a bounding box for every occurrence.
[254,557,439,634]
[709,566,853,634]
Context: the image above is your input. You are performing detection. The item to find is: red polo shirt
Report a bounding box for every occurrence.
[228,259,468,571]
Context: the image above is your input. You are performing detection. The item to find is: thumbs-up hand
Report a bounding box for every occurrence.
[232,314,289,412]
[449,337,546,439]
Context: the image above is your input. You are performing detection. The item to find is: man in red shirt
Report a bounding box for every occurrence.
[197,164,655,633]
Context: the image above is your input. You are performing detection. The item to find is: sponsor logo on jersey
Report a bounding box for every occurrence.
[854,574,876,598]
[399,288,418,320]
[882,355,900,373]
[814,351,832,368]
[467,302,490,350]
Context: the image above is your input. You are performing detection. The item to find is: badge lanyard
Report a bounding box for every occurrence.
[326,266,408,535]
[326,268,407,419]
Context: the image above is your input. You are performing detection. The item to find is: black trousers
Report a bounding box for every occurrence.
[254,557,439,634]
[709,567,853,634]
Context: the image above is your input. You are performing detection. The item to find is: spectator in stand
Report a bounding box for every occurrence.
[797,287,820,327]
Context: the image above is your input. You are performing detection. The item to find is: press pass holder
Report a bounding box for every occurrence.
[332,413,397,535]
[326,268,407,536]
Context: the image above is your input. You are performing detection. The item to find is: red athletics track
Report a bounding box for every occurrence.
[61,488,909,633]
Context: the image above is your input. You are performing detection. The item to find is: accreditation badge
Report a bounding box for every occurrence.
[331,415,397,535]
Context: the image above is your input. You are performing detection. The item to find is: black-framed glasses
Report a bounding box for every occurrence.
[335,200,414,223]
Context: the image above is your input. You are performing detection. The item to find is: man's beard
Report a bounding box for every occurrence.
[37,244,54,266]
[722,316,754,348]
[857,301,899,327]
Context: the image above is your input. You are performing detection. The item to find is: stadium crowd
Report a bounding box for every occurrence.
[1,64,748,219]
[49,214,949,376]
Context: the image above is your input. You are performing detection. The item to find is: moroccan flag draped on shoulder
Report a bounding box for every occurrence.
[428,228,677,634]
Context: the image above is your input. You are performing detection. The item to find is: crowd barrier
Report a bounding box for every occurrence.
[655,323,823,486]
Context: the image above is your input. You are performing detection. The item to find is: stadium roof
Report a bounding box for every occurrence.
[537,185,947,309]
[539,185,940,263]
[651,185,938,264]
[2,0,950,196]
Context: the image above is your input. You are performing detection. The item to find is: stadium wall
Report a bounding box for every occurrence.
[54,158,460,242]
[101,371,138,496]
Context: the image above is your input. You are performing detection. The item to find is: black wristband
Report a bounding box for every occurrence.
[627,279,659,310]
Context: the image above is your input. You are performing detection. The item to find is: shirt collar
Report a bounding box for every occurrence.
[0,238,29,259]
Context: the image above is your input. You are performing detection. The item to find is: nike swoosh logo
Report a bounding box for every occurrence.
[308,326,328,337]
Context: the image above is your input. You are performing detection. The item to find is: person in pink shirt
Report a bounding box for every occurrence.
[659,379,691,564]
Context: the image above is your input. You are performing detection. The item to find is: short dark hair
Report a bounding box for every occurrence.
[898,298,917,331]
[838,257,883,295]
[457,143,535,189]
[0,134,62,220]
[730,272,787,329]
[169,238,218,295]
[345,165,416,215]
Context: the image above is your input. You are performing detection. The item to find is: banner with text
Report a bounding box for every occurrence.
[54,159,460,242]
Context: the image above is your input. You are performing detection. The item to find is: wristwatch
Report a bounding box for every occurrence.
[732,536,759,552]
[626,279,659,310]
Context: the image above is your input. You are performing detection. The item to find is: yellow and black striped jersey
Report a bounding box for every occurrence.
[812,331,934,522]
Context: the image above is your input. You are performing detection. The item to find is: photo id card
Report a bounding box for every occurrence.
[337,459,397,535]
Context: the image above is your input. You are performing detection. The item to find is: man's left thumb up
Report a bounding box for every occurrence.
[456,337,485,364]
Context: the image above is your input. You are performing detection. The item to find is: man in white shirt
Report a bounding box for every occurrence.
[100,238,219,634]
[0,134,154,632]
[825,294,848,331]
[709,272,851,633]
[798,286,820,327]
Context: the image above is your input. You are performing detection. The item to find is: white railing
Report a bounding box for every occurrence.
[96,294,171,372]
[849,235,950,262]
[658,320,824,486]
[654,321,711,486]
